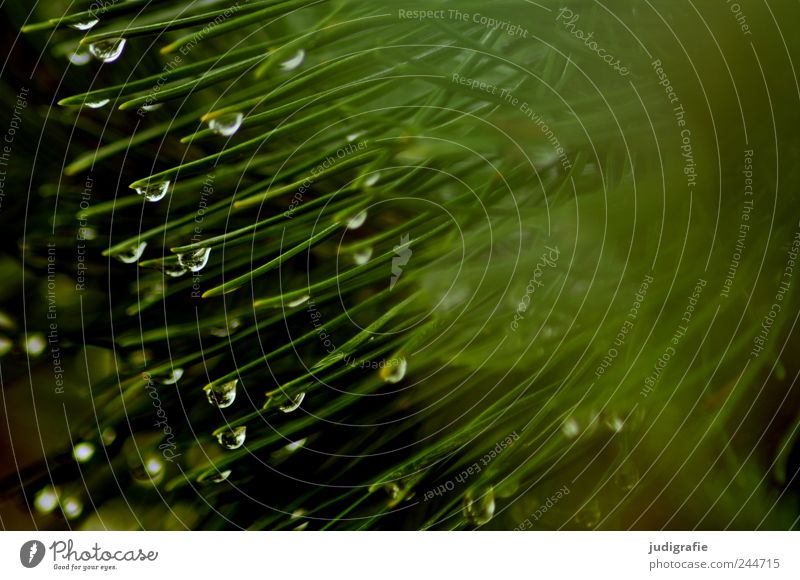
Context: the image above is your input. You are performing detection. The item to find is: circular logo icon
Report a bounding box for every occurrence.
[20,540,46,568]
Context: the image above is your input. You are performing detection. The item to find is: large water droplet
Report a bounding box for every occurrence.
[279,392,305,413]
[217,426,246,450]
[208,112,243,137]
[73,441,96,463]
[204,379,237,409]
[34,486,60,514]
[280,49,305,71]
[352,246,373,265]
[89,38,126,63]
[379,357,407,384]
[462,484,495,525]
[574,500,601,529]
[135,180,170,203]
[63,496,83,519]
[112,241,147,264]
[176,247,211,272]
[346,210,368,230]
[70,19,99,31]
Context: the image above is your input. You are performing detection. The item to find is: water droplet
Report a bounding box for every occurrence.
[142,103,162,112]
[68,48,92,66]
[24,334,46,357]
[176,247,211,272]
[154,368,183,385]
[208,112,243,137]
[63,496,83,519]
[291,509,305,520]
[379,357,407,384]
[89,38,126,63]
[380,478,418,506]
[574,500,601,529]
[112,241,147,264]
[70,19,99,31]
[161,261,187,278]
[352,246,373,265]
[347,131,365,142]
[346,210,368,230]
[204,379,237,409]
[209,470,232,483]
[135,180,170,203]
[385,482,403,501]
[280,49,305,71]
[462,485,495,525]
[84,99,110,109]
[73,441,96,463]
[287,295,310,308]
[364,172,381,187]
[279,392,305,413]
[0,335,12,356]
[217,426,246,450]
[614,462,639,492]
[561,417,580,439]
[34,486,60,514]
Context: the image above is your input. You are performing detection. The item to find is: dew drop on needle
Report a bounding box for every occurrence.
[208,112,244,137]
[89,38,126,63]
[204,379,238,409]
[135,180,170,203]
[112,241,147,264]
[462,485,495,525]
[217,426,247,450]
[176,247,211,272]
